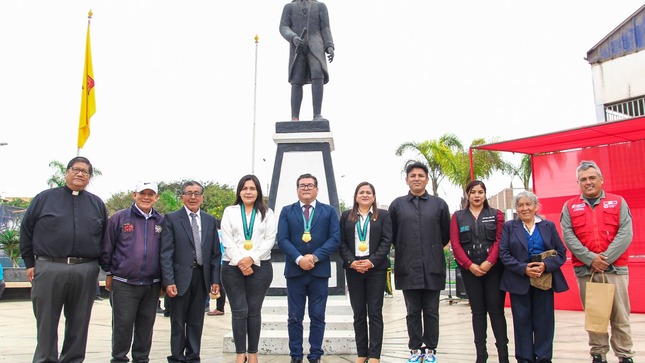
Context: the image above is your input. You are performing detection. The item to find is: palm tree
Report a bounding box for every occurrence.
[395,133,463,196]
[442,138,508,208]
[0,228,21,267]
[397,135,507,207]
[47,160,102,188]
[505,154,532,190]
[47,160,67,188]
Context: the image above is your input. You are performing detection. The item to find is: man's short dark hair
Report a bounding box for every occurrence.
[405,162,428,176]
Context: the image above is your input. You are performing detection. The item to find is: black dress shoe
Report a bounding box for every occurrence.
[308,359,321,363]
[289,357,302,363]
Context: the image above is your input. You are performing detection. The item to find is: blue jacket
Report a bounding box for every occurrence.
[100,204,164,285]
[499,218,569,295]
[278,200,340,278]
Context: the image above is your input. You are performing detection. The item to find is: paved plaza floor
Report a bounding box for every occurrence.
[1,291,643,362]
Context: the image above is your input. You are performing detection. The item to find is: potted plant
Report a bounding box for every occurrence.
[0,228,22,267]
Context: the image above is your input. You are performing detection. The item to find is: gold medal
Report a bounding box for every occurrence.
[244,240,253,250]
[302,232,312,242]
[359,242,368,252]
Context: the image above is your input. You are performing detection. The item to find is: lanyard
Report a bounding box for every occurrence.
[302,207,315,233]
[356,213,370,242]
[241,205,257,241]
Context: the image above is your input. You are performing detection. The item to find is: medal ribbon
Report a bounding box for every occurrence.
[356,213,371,242]
[241,205,257,241]
[302,205,315,233]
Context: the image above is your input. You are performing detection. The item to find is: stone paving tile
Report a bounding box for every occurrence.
[1,292,643,362]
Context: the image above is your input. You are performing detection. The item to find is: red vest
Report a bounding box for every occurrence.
[566,192,628,267]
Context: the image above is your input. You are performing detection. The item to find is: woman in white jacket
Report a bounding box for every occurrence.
[220,174,276,363]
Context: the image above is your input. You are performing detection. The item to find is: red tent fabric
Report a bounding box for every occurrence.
[470,116,645,312]
[471,115,645,155]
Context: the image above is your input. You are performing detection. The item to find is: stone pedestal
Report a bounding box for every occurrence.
[267,120,344,296]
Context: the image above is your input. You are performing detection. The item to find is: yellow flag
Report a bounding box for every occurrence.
[78,11,95,149]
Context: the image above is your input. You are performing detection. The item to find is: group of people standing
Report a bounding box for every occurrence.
[18,157,636,363]
[449,160,635,363]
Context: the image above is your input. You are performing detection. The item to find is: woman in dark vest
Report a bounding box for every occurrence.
[450,180,509,363]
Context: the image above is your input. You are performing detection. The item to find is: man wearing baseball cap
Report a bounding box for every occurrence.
[100,181,164,363]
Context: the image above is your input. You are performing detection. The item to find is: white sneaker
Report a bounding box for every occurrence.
[406,349,424,363]
[423,351,437,363]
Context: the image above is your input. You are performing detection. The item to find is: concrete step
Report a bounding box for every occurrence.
[259,314,354,331]
[223,329,356,355]
[261,296,353,315]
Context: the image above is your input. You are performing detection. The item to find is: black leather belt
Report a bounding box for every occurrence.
[37,256,96,264]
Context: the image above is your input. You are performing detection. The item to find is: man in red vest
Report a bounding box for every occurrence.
[560,160,635,363]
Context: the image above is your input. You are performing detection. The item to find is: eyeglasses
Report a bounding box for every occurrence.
[298,183,316,190]
[69,167,90,176]
[183,192,203,197]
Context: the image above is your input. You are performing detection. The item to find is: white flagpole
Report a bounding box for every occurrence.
[251,34,259,174]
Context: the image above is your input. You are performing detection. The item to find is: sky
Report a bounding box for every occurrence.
[1,0,643,212]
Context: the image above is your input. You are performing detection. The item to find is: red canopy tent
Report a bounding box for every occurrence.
[470,116,645,312]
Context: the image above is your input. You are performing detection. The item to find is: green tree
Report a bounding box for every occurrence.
[47,160,67,188]
[105,191,134,216]
[202,182,236,219]
[0,228,22,267]
[3,198,30,209]
[395,133,463,196]
[155,190,183,215]
[441,138,508,207]
[103,180,236,219]
[504,154,532,190]
[396,135,507,207]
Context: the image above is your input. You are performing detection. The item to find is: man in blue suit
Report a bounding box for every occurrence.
[160,181,221,363]
[278,173,340,363]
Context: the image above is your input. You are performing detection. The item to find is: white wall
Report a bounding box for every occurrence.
[591,51,645,121]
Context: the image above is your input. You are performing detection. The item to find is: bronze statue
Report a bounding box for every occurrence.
[280,0,335,121]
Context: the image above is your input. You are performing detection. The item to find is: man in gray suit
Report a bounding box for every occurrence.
[160,181,221,363]
[280,0,335,121]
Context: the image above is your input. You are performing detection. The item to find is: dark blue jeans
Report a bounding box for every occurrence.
[286,273,329,361]
[221,260,273,354]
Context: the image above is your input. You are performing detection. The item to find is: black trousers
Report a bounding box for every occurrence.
[110,280,160,363]
[31,260,99,363]
[402,289,440,351]
[221,261,273,354]
[346,267,387,359]
[460,264,508,350]
[168,268,207,363]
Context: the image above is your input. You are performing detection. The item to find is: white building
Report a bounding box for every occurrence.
[587,4,645,122]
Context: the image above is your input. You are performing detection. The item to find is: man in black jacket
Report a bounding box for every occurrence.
[388,162,451,363]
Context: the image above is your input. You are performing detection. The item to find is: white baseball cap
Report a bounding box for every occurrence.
[134,181,158,194]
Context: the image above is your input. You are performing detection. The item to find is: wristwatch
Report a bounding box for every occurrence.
[312,255,319,263]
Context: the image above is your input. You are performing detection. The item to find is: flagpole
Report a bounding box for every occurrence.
[251,34,259,174]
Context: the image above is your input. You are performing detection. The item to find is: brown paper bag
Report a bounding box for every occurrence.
[584,272,615,334]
